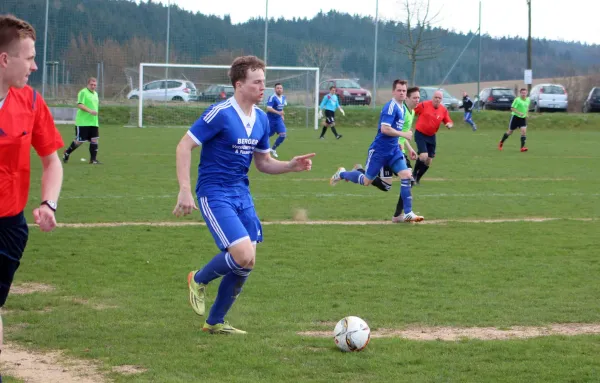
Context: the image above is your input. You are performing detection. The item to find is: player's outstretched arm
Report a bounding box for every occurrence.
[254,152,315,175]
[173,134,199,217]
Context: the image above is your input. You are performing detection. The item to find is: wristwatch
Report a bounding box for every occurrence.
[41,200,57,212]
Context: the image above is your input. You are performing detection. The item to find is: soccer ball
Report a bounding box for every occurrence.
[333,316,371,352]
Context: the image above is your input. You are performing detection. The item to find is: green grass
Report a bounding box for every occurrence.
[4,110,600,382]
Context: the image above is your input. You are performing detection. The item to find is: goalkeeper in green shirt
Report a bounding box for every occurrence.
[63,77,102,164]
[499,88,531,152]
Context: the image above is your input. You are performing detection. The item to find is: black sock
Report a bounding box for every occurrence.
[64,141,79,156]
[90,143,98,161]
[501,133,510,143]
[331,126,339,137]
[320,126,328,137]
[521,136,526,148]
[371,177,391,192]
[417,164,430,182]
[413,159,424,179]
[394,194,404,217]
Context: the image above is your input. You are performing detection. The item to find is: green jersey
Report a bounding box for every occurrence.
[399,104,414,153]
[511,97,530,118]
[75,88,99,127]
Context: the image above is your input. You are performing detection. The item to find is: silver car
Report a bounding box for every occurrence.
[529,83,568,112]
[127,79,197,102]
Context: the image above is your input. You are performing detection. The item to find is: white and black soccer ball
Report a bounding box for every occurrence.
[333,316,371,352]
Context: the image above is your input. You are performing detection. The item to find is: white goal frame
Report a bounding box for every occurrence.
[137,63,320,129]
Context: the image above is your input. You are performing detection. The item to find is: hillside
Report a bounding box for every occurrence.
[2,0,599,91]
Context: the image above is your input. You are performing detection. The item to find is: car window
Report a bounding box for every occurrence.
[542,85,565,94]
[225,86,234,93]
[319,82,328,90]
[144,81,161,91]
[592,88,600,97]
[420,89,429,100]
[167,81,182,89]
[335,79,361,89]
[441,89,454,99]
[185,82,196,90]
[491,89,514,96]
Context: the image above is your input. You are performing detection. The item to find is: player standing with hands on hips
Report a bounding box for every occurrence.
[0,15,64,378]
[173,56,315,334]
[318,86,344,139]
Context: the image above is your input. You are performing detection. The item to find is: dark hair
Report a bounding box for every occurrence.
[0,14,36,54]
[228,55,266,88]
[274,82,282,87]
[520,88,527,92]
[329,86,336,90]
[407,86,420,97]
[392,79,408,90]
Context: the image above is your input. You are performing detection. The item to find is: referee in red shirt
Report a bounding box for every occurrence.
[0,14,64,366]
[412,90,453,184]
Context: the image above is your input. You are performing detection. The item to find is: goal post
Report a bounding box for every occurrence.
[130,63,320,129]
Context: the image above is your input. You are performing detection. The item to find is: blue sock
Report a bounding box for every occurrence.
[272,135,286,150]
[194,252,242,285]
[401,179,413,214]
[340,170,365,185]
[207,268,251,325]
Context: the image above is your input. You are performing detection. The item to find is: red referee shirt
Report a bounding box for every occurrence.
[0,85,64,217]
[414,100,453,136]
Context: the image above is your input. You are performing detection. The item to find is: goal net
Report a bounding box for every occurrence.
[126,63,320,129]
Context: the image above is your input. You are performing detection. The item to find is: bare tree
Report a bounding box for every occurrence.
[395,0,444,85]
[298,44,337,77]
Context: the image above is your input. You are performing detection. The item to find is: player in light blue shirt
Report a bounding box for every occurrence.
[318,86,345,139]
[266,82,287,158]
[173,56,315,335]
[328,79,424,223]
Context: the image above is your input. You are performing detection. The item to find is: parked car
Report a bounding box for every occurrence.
[419,87,459,110]
[529,83,568,112]
[478,87,516,110]
[318,79,372,106]
[583,87,600,113]
[127,79,196,102]
[196,84,234,102]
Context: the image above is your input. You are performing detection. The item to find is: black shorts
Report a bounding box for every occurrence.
[509,115,527,130]
[381,156,412,177]
[75,126,99,142]
[0,212,29,307]
[325,110,335,124]
[415,130,437,158]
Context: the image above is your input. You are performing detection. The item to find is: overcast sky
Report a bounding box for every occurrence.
[150,0,599,45]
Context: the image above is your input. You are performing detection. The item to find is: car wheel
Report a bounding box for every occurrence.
[129,95,138,100]
[172,96,184,101]
[482,103,489,110]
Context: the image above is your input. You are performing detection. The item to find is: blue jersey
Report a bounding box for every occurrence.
[320,93,340,111]
[188,97,271,197]
[369,99,405,153]
[266,94,286,122]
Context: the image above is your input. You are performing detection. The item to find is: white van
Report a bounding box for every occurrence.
[529,83,568,112]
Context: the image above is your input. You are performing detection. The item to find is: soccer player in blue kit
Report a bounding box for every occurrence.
[173,56,315,334]
[266,82,287,158]
[329,79,424,223]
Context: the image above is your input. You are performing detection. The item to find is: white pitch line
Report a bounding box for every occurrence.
[27,217,595,229]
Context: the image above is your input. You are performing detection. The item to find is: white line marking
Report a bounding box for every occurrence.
[27,217,596,229]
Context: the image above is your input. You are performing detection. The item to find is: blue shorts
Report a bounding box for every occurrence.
[364,147,407,180]
[0,212,29,307]
[198,194,263,251]
[268,120,286,137]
